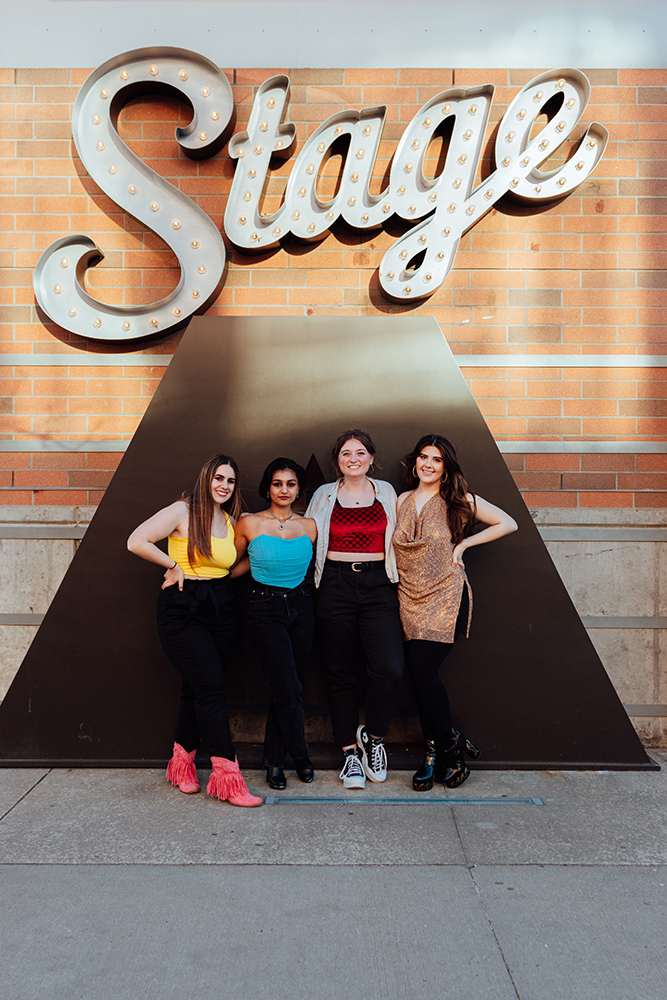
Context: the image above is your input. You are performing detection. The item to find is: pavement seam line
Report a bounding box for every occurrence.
[0,770,52,824]
[469,868,522,1000]
[451,806,522,1000]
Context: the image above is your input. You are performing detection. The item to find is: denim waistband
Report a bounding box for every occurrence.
[249,578,311,598]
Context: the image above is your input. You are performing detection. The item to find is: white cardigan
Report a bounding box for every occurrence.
[305,478,399,587]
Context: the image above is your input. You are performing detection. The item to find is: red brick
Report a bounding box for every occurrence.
[525,454,580,471]
[33,490,88,505]
[562,473,617,490]
[579,492,633,508]
[13,470,68,488]
[581,455,635,472]
[0,490,33,504]
[636,455,667,472]
[634,492,667,507]
[522,492,578,507]
[68,470,114,489]
[511,472,561,490]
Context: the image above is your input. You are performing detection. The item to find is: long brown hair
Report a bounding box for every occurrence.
[404,434,476,545]
[183,454,240,568]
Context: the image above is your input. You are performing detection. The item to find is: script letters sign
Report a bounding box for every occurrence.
[34,47,608,343]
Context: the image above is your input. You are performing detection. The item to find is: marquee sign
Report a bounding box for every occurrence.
[33,47,608,343]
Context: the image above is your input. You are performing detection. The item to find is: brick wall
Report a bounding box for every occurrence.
[1,66,666,507]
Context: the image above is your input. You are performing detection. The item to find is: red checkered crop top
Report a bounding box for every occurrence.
[327,498,387,553]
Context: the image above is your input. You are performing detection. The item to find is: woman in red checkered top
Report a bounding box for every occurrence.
[306,430,404,789]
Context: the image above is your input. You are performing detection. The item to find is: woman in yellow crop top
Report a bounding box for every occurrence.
[127,453,262,807]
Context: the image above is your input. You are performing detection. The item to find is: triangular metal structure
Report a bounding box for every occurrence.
[0,316,653,767]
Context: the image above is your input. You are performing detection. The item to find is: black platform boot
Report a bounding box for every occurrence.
[412,739,437,792]
[441,730,481,789]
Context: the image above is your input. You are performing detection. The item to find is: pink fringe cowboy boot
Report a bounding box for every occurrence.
[207,756,262,807]
[165,742,200,794]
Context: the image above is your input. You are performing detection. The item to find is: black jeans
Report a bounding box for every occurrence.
[405,588,469,748]
[247,580,314,767]
[156,576,237,761]
[314,560,405,747]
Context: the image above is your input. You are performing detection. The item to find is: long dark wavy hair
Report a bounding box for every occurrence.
[404,434,476,545]
[182,454,241,568]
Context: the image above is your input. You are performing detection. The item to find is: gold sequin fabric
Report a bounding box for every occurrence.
[393,492,472,643]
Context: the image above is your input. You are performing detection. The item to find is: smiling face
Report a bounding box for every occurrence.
[210,463,236,506]
[337,438,374,479]
[415,445,445,486]
[268,468,299,507]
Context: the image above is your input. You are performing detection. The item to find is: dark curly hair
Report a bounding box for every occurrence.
[403,434,476,545]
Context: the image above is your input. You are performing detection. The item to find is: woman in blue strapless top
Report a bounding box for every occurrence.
[234,458,318,790]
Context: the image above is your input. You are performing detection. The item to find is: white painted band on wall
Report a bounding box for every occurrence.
[582,617,667,629]
[2,354,667,368]
[623,706,667,718]
[2,440,667,455]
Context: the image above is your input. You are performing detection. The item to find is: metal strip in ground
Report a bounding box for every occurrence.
[264,796,544,805]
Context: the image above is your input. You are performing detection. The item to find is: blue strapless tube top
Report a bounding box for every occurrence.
[248,534,313,588]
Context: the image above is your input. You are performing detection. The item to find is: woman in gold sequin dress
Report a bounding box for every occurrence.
[393,434,517,791]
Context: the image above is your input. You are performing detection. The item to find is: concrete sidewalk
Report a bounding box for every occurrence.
[1,754,666,1000]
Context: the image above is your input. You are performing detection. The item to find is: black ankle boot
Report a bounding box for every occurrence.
[441,729,480,789]
[265,766,286,789]
[294,756,314,783]
[441,746,470,788]
[413,739,437,792]
[451,729,481,760]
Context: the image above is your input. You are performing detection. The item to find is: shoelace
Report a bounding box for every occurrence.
[370,739,387,773]
[340,753,365,779]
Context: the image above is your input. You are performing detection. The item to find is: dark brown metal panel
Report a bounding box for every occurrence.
[0,316,651,767]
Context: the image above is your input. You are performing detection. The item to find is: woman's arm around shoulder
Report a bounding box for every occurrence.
[396,490,412,512]
[233,511,262,559]
[301,515,318,544]
[451,494,518,568]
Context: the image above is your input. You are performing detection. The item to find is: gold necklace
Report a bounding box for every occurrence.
[342,481,369,505]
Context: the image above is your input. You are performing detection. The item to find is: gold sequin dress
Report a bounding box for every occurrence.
[393,492,472,643]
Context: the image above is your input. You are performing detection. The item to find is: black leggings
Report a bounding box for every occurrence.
[405,588,469,749]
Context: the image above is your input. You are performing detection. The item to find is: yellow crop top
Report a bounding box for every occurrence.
[168,515,236,578]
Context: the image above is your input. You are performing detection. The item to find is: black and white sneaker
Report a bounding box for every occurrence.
[339,748,366,789]
[356,724,388,782]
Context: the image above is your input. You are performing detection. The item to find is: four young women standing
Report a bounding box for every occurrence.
[128,429,517,804]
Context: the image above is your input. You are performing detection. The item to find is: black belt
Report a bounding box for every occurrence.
[326,559,385,573]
